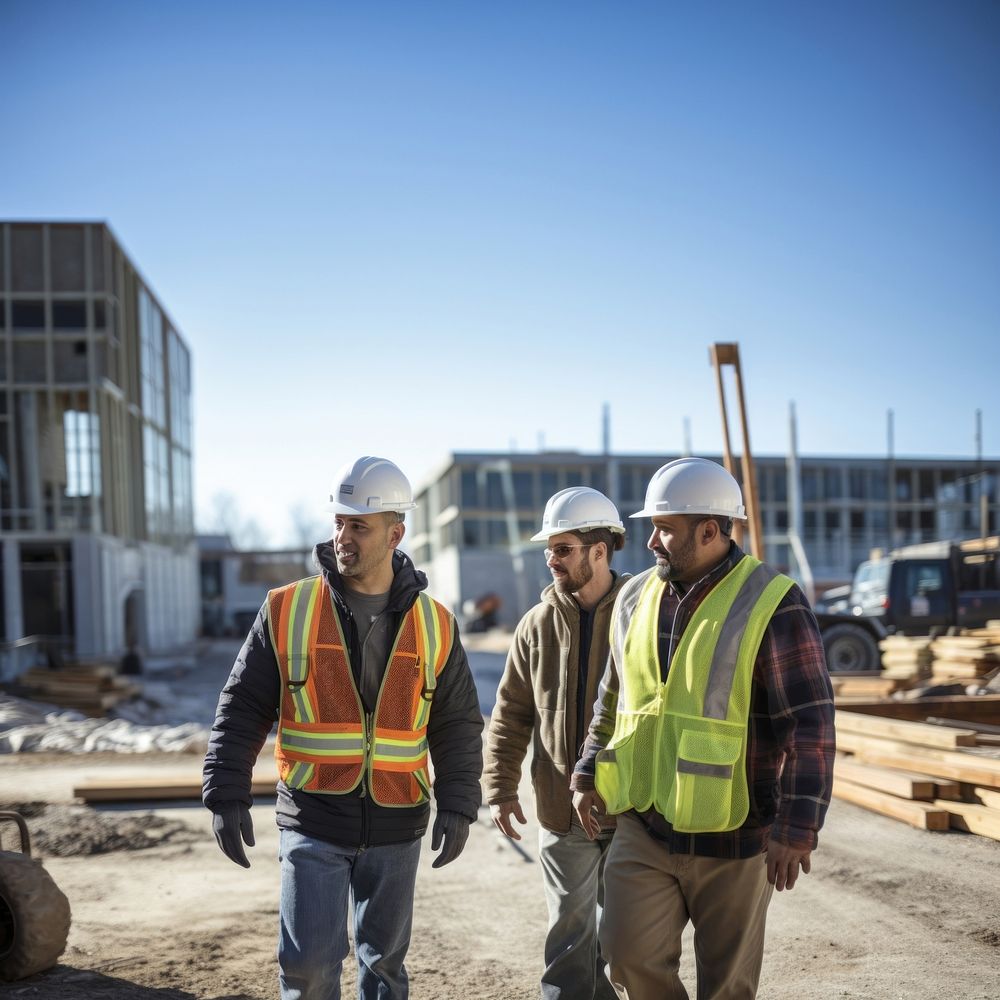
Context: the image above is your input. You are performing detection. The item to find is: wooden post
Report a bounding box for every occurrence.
[709,342,763,560]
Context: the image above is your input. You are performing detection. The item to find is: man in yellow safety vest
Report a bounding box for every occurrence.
[203,456,484,1000]
[571,457,835,1000]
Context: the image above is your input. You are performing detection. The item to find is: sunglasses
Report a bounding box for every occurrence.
[544,544,592,560]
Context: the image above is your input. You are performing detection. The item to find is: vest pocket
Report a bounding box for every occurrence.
[595,729,636,815]
[669,729,741,833]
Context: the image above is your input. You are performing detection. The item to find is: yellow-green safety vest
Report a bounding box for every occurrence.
[595,557,793,832]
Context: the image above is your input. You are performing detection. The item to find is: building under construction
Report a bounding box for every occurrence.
[0,221,197,679]
[410,450,1000,628]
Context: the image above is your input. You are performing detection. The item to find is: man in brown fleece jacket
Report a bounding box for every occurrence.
[484,487,629,1000]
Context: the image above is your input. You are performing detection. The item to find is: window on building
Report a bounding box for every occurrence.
[823,468,842,500]
[485,471,504,508]
[13,342,46,382]
[871,469,888,500]
[12,301,45,329]
[486,519,509,545]
[771,468,787,503]
[919,509,935,532]
[139,289,166,428]
[52,300,87,329]
[917,469,935,502]
[801,468,820,501]
[617,466,636,502]
[168,331,192,450]
[895,469,911,501]
[11,225,43,292]
[824,510,840,531]
[850,510,865,532]
[461,469,478,507]
[774,509,789,530]
[540,470,558,502]
[588,467,606,494]
[462,518,482,547]
[63,407,99,499]
[512,470,534,508]
[848,469,867,499]
[53,340,89,383]
[50,226,86,292]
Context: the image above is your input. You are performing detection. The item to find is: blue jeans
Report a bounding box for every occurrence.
[278,830,422,1000]
[538,819,617,1000]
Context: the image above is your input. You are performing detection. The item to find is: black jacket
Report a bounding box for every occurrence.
[202,545,484,848]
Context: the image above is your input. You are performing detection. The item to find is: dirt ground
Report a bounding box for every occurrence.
[0,749,997,1000]
[1,637,999,1000]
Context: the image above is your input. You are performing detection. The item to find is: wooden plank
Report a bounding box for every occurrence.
[73,773,280,803]
[836,711,978,749]
[829,696,1000,724]
[933,799,1000,842]
[967,786,1000,810]
[837,732,1000,789]
[926,717,1000,735]
[833,758,937,800]
[833,777,950,830]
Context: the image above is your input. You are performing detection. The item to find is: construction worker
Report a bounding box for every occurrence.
[203,456,484,1000]
[571,458,835,1000]
[484,487,628,1000]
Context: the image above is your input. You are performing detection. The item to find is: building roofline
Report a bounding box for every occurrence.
[1,218,190,348]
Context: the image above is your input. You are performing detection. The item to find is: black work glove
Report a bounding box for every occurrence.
[212,801,255,868]
[430,810,471,869]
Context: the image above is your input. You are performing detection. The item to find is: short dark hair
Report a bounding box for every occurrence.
[699,515,733,538]
[570,527,625,564]
[383,511,405,526]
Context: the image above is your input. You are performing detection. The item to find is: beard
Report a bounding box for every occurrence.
[654,527,698,582]
[553,557,594,595]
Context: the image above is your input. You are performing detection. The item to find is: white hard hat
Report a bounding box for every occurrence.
[531,487,625,542]
[630,458,747,520]
[326,456,417,515]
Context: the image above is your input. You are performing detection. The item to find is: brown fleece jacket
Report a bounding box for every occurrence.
[483,573,629,835]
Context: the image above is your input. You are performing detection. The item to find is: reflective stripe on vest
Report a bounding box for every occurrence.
[267,576,454,806]
[595,557,793,832]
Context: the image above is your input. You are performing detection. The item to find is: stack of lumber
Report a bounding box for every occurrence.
[830,672,909,701]
[878,635,933,681]
[15,663,140,717]
[928,628,1000,683]
[834,704,1000,841]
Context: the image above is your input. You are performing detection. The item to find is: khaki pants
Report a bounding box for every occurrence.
[599,812,774,1000]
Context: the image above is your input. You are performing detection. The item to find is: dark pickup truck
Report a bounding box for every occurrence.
[815,537,1000,672]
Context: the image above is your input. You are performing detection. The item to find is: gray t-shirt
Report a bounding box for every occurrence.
[342,588,393,711]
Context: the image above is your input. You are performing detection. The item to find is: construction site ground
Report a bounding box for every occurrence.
[2,640,999,1000]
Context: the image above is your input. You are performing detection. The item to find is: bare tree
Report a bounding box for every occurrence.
[289,501,327,549]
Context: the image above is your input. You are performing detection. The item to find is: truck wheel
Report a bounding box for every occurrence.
[822,624,880,673]
[0,852,72,981]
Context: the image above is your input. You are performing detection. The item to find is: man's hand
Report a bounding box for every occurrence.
[572,789,606,841]
[431,810,471,869]
[212,802,255,868]
[490,799,527,841]
[766,839,812,891]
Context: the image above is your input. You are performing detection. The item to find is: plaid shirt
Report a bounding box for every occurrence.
[572,543,835,859]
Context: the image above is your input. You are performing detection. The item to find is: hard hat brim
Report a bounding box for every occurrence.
[629,505,747,519]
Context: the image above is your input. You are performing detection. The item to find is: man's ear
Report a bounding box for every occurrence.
[389,521,406,549]
[699,518,719,546]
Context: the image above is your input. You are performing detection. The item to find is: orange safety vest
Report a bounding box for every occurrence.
[266,575,454,807]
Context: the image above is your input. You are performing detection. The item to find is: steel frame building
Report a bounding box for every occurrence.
[0,221,197,678]
[409,450,999,628]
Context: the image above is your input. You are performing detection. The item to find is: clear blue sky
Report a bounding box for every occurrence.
[2,1,998,545]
